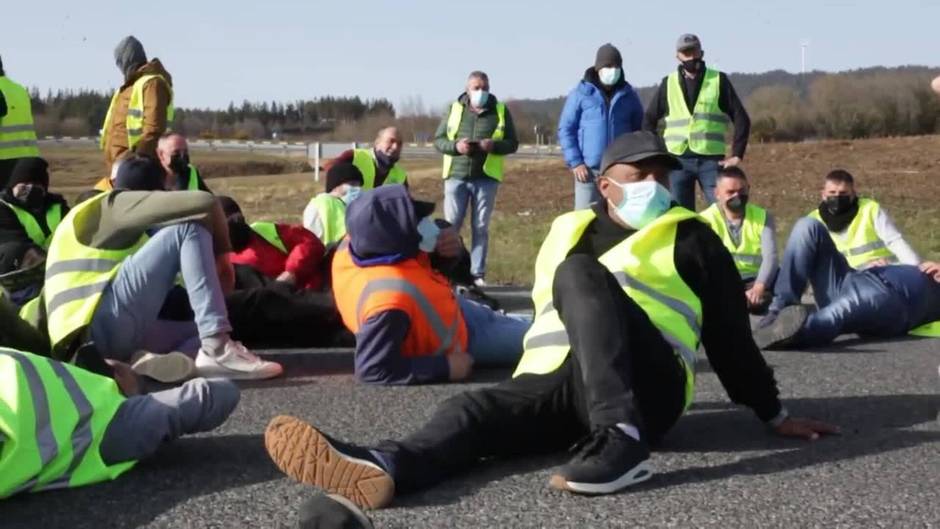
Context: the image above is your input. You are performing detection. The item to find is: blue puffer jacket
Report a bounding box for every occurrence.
[557,68,644,170]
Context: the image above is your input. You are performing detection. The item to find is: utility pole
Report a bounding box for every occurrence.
[800,39,810,75]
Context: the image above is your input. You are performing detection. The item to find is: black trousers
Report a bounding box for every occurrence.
[378,254,687,493]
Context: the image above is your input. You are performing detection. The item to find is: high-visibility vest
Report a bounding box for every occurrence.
[0,348,136,498]
[442,101,507,181]
[305,194,347,248]
[0,201,63,250]
[180,165,201,191]
[99,74,174,151]
[699,203,767,281]
[807,198,896,269]
[43,193,147,350]
[663,68,729,156]
[513,207,702,410]
[332,240,468,358]
[0,76,40,160]
[351,149,407,190]
[250,222,288,254]
[910,320,940,337]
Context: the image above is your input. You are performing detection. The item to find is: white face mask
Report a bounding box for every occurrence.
[342,185,362,205]
[606,179,672,229]
[598,67,622,86]
[469,89,489,108]
[416,216,441,253]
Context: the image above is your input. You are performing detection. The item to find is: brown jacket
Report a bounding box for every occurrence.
[103,59,173,169]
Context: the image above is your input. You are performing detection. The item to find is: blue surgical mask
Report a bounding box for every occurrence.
[598,67,622,86]
[416,216,440,253]
[342,185,362,205]
[469,89,489,108]
[606,179,672,230]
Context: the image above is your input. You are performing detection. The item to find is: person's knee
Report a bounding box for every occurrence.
[187,377,241,425]
[791,217,827,245]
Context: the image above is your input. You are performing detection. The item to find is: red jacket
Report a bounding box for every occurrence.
[231,223,326,290]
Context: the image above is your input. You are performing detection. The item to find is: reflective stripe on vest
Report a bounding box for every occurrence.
[0,348,134,498]
[0,77,40,160]
[306,194,347,248]
[663,68,728,156]
[910,320,940,338]
[807,198,895,269]
[43,193,146,349]
[442,101,507,181]
[99,74,174,150]
[0,201,63,250]
[250,222,288,253]
[513,207,702,410]
[351,149,408,190]
[699,202,766,280]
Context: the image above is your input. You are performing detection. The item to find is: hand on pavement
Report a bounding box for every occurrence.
[434,226,463,258]
[773,417,840,441]
[745,282,766,308]
[572,164,591,183]
[447,352,474,381]
[719,156,741,168]
[456,139,471,155]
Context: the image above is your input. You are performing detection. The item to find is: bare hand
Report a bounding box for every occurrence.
[572,164,591,183]
[276,271,297,285]
[216,253,235,294]
[719,156,741,168]
[918,261,940,282]
[479,139,494,153]
[455,139,471,155]
[447,351,474,381]
[745,282,766,308]
[106,360,140,396]
[774,417,840,441]
[434,226,462,258]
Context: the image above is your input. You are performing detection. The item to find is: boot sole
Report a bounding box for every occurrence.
[549,460,654,495]
[131,352,195,383]
[754,305,809,350]
[264,415,394,509]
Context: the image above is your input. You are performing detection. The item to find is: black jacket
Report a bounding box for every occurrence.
[0,189,70,249]
[642,64,751,159]
[570,201,782,422]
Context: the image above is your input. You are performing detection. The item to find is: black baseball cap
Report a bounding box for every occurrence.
[599,131,681,175]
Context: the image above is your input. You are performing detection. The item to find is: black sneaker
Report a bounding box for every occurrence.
[549,426,653,495]
[265,415,395,509]
[752,305,809,350]
[455,284,501,311]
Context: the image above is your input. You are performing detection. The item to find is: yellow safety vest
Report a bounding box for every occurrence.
[0,348,136,498]
[699,203,767,281]
[0,201,63,250]
[250,222,288,254]
[0,76,40,160]
[807,198,895,269]
[43,193,147,350]
[513,207,703,410]
[910,321,940,337]
[442,101,507,181]
[305,194,347,248]
[663,68,729,156]
[99,74,174,151]
[180,165,201,191]
[351,149,407,190]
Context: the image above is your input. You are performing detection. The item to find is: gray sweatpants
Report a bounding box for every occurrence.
[98,378,240,465]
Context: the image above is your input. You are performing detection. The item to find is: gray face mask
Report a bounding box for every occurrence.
[114,36,147,79]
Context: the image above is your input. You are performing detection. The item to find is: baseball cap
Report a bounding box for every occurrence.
[599,131,681,175]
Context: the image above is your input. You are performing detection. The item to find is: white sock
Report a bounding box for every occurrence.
[201,333,229,357]
[615,422,641,442]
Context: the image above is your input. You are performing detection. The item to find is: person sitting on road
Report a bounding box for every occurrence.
[808,169,920,270]
[262,133,837,511]
[43,155,282,383]
[302,163,364,250]
[221,195,327,291]
[753,216,940,349]
[324,126,408,189]
[0,158,69,255]
[330,184,530,385]
[157,132,211,192]
[699,166,778,313]
[0,346,239,499]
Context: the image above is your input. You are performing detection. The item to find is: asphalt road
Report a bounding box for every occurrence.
[4,290,938,528]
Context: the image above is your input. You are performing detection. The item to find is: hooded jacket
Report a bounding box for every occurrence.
[103,59,173,168]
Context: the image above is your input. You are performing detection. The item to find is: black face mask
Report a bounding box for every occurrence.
[373,149,399,168]
[228,220,253,252]
[169,153,190,175]
[824,195,856,215]
[681,58,702,74]
[725,194,748,213]
[14,184,46,210]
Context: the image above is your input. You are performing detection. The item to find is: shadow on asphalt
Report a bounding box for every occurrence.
[774,334,934,354]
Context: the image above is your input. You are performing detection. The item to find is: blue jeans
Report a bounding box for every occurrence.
[90,222,232,361]
[668,157,720,210]
[574,168,602,210]
[457,296,530,366]
[444,177,499,278]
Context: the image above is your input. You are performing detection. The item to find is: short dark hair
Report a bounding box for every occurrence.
[718,166,747,181]
[825,169,854,185]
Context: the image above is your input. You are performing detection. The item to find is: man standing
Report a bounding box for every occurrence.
[100,36,173,172]
[325,127,407,189]
[807,169,919,270]
[0,56,40,187]
[558,43,644,209]
[434,71,519,287]
[263,132,836,509]
[699,166,777,313]
[643,34,750,210]
[157,133,210,192]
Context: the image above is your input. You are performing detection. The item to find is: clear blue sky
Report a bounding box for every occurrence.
[2,0,938,112]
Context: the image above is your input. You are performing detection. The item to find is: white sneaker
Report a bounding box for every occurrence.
[473,277,487,288]
[131,350,196,383]
[194,340,283,380]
